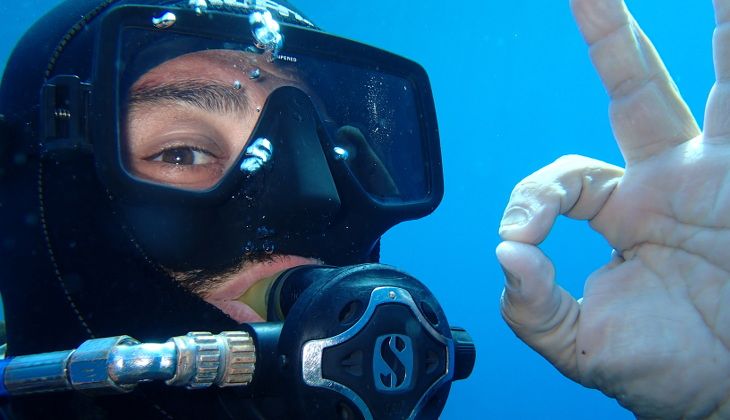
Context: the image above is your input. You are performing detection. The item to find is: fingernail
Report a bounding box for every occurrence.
[500,207,530,230]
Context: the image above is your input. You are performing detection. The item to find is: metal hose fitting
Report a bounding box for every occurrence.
[1,331,256,396]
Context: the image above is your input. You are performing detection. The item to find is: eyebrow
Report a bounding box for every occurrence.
[128,80,251,115]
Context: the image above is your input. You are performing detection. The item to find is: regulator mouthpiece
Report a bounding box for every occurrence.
[257,264,477,419]
[237,273,278,320]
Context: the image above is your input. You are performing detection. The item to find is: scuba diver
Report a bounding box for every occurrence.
[0,0,475,418]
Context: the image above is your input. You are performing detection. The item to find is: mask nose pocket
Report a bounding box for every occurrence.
[248,87,341,232]
[334,125,399,198]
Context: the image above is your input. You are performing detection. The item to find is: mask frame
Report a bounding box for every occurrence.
[77,4,444,269]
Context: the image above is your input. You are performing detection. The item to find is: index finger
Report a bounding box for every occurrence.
[704,0,730,138]
[570,0,700,163]
[499,154,623,244]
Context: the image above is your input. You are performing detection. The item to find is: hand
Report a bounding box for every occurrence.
[496,0,730,418]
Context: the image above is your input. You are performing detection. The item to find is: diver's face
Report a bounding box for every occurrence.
[124,50,320,322]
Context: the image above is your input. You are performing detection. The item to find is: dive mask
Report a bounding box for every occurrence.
[42,4,443,270]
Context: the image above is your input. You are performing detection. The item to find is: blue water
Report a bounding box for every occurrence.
[0,1,717,418]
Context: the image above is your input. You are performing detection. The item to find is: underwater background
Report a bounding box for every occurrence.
[0,1,717,418]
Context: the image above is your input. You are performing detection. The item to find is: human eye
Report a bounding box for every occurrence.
[124,103,249,190]
[127,134,232,189]
[145,145,218,166]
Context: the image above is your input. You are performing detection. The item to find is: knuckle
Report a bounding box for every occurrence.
[553,154,590,166]
[511,179,564,203]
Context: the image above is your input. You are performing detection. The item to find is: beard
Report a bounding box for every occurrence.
[169,252,282,297]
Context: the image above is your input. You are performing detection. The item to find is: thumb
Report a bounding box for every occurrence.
[496,240,582,381]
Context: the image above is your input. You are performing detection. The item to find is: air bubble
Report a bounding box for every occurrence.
[256,226,274,238]
[333,147,349,161]
[233,80,242,90]
[152,12,176,29]
[188,0,207,15]
[240,137,273,174]
[248,68,261,80]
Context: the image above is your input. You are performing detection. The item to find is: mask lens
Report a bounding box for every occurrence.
[116,26,435,202]
[121,44,303,190]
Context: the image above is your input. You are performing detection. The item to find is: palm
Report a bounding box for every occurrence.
[582,146,730,416]
[497,1,730,418]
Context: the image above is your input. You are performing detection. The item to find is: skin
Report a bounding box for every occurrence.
[125,50,320,322]
[497,0,730,418]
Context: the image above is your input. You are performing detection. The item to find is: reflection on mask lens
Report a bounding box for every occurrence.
[118,29,433,202]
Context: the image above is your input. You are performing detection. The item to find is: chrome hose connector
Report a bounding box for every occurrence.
[219,331,255,386]
[166,331,255,389]
[68,336,140,394]
[166,332,219,389]
[2,331,256,396]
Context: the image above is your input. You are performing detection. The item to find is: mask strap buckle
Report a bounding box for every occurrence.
[40,75,92,156]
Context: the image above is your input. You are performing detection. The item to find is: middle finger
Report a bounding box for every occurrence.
[570,0,700,163]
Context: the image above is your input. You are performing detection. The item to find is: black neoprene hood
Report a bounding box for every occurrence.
[0,1,443,417]
[0,0,443,354]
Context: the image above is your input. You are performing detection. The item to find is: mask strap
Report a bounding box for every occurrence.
[0,114,19,177]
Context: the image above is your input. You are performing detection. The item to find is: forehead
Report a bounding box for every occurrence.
[131,49,300,90]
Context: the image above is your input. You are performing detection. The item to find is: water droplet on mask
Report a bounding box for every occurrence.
[248,68,261,80]
[256,107,261,113]
[233,80,242,90]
